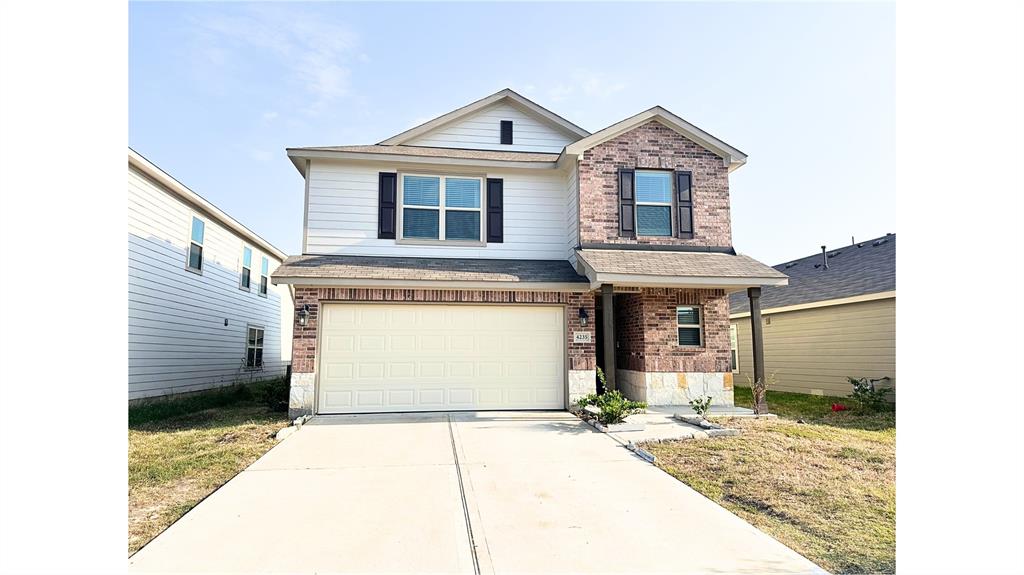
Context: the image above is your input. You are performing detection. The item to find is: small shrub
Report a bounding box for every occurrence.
[689,395,713,419]
[745,371,778,415]
[578,389,646,425]
[848,376,892,412]
[252,377,290,412]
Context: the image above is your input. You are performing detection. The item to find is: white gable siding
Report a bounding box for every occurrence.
[565,163,579,265]
[305,159,570,260]
[129,166,292,401]
[405,101,579,153]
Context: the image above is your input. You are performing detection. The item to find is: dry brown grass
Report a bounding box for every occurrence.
[128,404,288,554]
[644,388,895,574]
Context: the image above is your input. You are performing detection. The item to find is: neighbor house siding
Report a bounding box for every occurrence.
[405,101,579,153]
[731,297,896,398]
[304,159,571,259]
[128,166,291,401]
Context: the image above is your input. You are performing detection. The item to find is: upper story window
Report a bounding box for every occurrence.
[240,246,252,290]
[400,174,483,242]
[677,305,703,346]
[259,256,269,296]
[187,216,205,272]
[635,171,673,237]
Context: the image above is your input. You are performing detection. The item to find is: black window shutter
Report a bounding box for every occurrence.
[378,172,397,239]
[486,178,504,243]
[500,120,513,145]
[618,169,635,238]
[675,171,694,239]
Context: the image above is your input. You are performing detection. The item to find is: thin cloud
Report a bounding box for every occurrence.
[548,70,627,103]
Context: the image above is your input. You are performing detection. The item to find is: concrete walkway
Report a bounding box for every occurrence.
[129,411,825,574]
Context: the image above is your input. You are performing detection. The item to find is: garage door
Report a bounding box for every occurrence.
[317,303,565,413]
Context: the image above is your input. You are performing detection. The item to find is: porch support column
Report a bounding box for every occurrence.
[747,286,769,413]
[601,283,616,392]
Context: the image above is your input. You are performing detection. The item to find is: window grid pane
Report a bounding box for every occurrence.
[191,217,205,244]
[445,178,481,208]
[678,327,702,346]
[260,276,268,295]
[677,306,700,325]
[635,171,673,203]
[241,268,251,288]
[261,257,269,275]
[242,247,252,267]
[445,211,480,240]
[403,208,440,239]
[403,176,440,206]
[637,205,672,236]
[188,244,203,270]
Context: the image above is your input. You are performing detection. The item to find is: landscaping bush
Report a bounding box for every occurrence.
[848,376,893,413]
[576,370,647,425]
[689,395,713,419]
[252,377,290,412]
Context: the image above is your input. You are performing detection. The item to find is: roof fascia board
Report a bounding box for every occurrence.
[287,149,559,170]
[378,89,590,145]
[128,149,288,261]
[564,107,748,171]
[271,276,590,292]
[730,290,896,318]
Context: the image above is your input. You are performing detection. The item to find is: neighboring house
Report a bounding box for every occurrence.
[729,234,896,398]
[272,89,787,417]
[128,149,293,402]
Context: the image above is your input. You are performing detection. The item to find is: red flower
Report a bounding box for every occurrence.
[831,403,850,412]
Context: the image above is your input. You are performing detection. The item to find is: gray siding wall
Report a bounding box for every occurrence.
[128,166,291,401]
[731,298,896,398]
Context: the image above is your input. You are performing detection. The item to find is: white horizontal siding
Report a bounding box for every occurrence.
[565,164,579,265]
[305,160,572,260]
[405,101,578,153]
[128,166,292,401]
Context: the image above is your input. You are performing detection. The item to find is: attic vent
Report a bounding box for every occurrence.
[828,251,842,258]
[857,243,865,248]
[784,262,799,269]
[873,238,889,246]
[500,120,513,145]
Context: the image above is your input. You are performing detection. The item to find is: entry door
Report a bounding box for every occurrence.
[317,303,565,413]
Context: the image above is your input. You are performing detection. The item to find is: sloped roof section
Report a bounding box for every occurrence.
[575,249,787,290]
[730,234,896,314]
[272,254,587,287]
[378,88,590,145]
[564,107,748,171]
[288,145,559,163]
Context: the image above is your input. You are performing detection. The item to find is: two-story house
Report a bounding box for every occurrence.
[129,149,293,401]
[272,89,787,417]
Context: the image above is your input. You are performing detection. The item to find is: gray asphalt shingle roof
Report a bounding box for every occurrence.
[729,234,896,313]
[575,249,788,279]
[272,254,587,284]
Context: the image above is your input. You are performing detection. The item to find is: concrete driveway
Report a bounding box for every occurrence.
[129,412,824,574]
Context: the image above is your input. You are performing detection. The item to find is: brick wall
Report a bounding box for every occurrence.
[578,120,732,247]
[614,288,731,374]
[290,287,597,374]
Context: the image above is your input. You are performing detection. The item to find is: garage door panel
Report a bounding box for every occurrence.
[317,304,565,414]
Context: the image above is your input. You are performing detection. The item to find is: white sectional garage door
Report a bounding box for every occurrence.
[317,304,565,413]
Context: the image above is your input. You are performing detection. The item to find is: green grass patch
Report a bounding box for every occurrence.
[129,378,289,426]
[645,387,895,574]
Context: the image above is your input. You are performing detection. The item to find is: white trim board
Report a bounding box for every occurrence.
[729,290,897,318]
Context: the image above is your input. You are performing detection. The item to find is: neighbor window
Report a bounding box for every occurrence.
[240,246,252,290]
[245,326,264,368]
[729,324,739,372]
[259,256,269,296]
[187,216,205,272]
[677,306,703,346]
[635,170,673,236]
[400,174,483,242]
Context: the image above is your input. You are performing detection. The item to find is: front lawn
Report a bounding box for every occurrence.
[643,387,895,575]
[128,383,290,554]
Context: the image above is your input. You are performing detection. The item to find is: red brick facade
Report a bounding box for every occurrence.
[291,287,597,374]
[578,120,733,248]
[614,288,731,373]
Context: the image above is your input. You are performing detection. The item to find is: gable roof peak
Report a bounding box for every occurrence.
[379,88,590,146]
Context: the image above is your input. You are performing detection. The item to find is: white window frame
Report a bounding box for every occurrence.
[186,216,205,274]
[240,246,252,291]
[245,325,265,369]
[397,173,485,244]
[729,324,739,372]
[676,305,703,347]
[259,256,269,297]
[635,170,674,237]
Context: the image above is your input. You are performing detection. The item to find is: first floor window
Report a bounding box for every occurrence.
[246,327,264,368]
[240,246,252,289]
[187,216,205,271]
[259,256,269,296]
[635,170,673,236]
[401,174,482,241]
[729,324,739,372]
[677,306,703,346]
